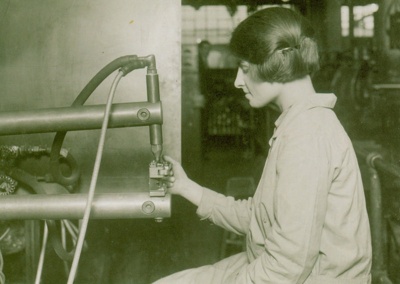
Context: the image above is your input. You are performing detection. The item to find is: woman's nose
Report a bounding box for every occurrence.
[234,68,244,89]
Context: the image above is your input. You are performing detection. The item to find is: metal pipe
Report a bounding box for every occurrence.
[147,75,163,148]
[0,102,162,135]
[0,193,171,220]
[354,145,395,284]
[372,84,400,90]
[355,145,400,179]
[146,55,163,162]
[367,156,396,284]
[368,166,386,272]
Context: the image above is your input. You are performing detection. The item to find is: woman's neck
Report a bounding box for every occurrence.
[274,75,316,112]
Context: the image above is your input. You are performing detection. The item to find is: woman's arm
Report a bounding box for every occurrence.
[162,155,204,206]
[163,155,253,235]
[232,133,332,283]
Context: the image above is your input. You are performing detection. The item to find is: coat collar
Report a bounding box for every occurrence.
[269,93,337,145]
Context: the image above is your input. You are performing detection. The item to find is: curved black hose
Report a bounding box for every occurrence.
[49,149,81,192]
[46,220,75,261]
[7,168,79,261]
[71,55,141,106]
[49,55,141,188]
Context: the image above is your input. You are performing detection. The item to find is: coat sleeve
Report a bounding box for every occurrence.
[232,132,333,283]
[196,189,253,235]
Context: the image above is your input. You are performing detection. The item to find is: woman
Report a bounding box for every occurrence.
[155,7,372,284]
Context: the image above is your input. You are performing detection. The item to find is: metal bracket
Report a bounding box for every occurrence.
[149,160,171,197]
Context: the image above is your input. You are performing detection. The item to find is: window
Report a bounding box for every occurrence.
[182,5,293,45]
[341,4,379,37]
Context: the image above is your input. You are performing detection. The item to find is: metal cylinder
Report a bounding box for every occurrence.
[354,146,395,284]
[0,102,162,135]
[147,73,163,146]
[146,73,160,103]
[150,124,163,146]
[0,192,171,220]
[368,167,385,271]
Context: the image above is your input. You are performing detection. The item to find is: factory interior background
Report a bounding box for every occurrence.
[0,0,400,283]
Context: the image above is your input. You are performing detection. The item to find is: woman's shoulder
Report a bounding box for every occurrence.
[286,106,340,135]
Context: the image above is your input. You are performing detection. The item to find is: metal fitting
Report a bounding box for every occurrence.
[366,152,383,168]
[149,161,172,197]
[138,108,150,121]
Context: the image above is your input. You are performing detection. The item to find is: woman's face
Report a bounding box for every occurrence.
[234,61,282,108]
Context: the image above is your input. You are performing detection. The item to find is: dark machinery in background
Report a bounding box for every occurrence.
[319,4,400,282]
[198,41,257,157]
[334,2,400,282]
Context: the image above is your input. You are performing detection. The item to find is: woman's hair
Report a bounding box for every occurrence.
[230,7,320,83]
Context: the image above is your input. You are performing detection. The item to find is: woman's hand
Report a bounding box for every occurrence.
[162,155,204,206]
[162,155,190,196]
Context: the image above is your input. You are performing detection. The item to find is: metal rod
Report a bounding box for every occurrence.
[354,145,395,284]
[372,84,400,90]
[0,102,162,135]
[354,145,400,179]
[25,220,41,284]
[146,58,163,161]
[368,166,386,272]
[0,193,170,220]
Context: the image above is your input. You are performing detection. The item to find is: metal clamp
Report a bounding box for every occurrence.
[149,160,172,197]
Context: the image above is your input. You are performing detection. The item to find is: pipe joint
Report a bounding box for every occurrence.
[366,152,383,168]
[139,55,157,74]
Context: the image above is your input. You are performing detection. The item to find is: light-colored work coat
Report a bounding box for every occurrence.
[155,93,372,284]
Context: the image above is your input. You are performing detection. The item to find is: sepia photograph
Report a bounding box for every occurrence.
[0,0,399,283]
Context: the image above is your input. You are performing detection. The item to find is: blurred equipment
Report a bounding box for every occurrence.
[389,1,400,49]
[0,221,25,255]
[354,143,399,284]
[198,41,256,158]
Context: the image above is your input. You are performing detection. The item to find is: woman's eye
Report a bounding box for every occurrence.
[240,63,249,74]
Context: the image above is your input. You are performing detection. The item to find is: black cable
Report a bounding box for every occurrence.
[49,55,143,189]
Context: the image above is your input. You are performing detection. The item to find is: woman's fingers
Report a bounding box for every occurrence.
[165,181,174,188]
[162,174,175,188]
[164,176,175,183]
[163,155,176,164]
